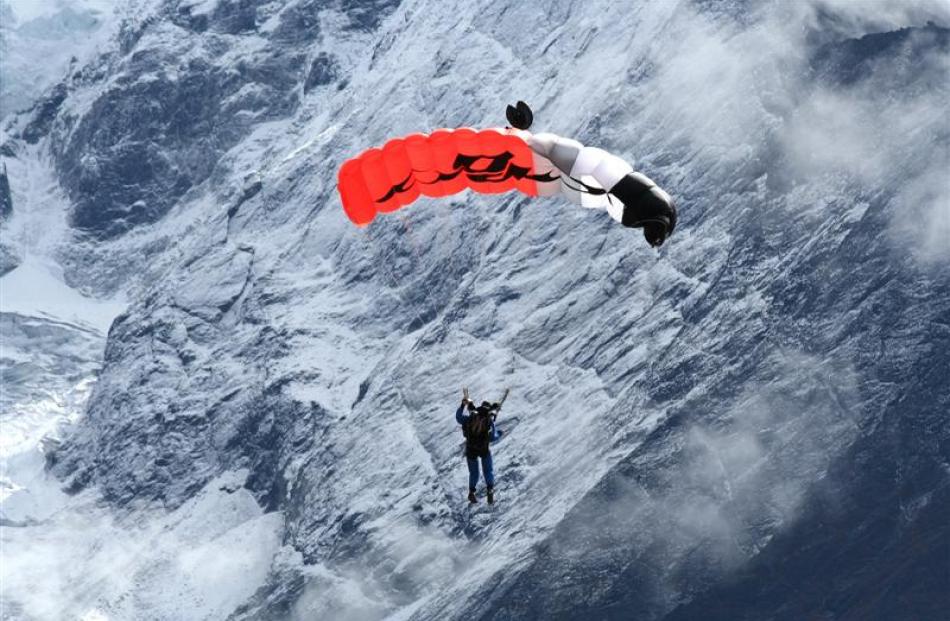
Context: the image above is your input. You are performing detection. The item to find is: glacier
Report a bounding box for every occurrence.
[1,0,948,619]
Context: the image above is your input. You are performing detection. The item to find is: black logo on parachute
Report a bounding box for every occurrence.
[375,151,561,204]
[375,151,610,204]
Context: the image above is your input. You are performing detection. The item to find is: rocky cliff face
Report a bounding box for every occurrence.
[1,1,948,619]
[0,162,16,274]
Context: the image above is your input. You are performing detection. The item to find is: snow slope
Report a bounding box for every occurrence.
[0,0,127,116]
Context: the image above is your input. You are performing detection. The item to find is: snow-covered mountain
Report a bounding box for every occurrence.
[1,1,948,619]
[0,0,128,117]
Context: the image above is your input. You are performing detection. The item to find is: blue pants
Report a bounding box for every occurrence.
[467,452,494,490]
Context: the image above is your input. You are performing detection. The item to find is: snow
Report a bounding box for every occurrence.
[0,257,125,333]
[0,0,121,116]
[0,139,125,330]
[180,0,219,18]
[0,374,96,461]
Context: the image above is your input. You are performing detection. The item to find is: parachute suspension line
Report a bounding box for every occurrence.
[360,225,432,335]
[395,211,428,282]
[396,197,497,379]
[358,226,431,416]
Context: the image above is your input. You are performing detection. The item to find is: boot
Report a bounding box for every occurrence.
[486,487,495,505]
[468,489,477,504]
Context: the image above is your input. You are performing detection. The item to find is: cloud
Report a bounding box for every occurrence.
[546,348,861,610]
[638,0,948,265]
[1,470,282,620]
[890,164,950,264]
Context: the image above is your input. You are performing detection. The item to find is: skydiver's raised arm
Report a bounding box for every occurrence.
[457,389,473,424]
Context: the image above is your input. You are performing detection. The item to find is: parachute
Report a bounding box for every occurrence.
[336,103,677,246]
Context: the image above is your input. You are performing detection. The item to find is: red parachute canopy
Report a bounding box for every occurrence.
[337,128,541,225]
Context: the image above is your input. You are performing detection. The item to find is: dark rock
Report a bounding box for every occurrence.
[272,0,322,43]
[0,163,12,221]
[0,244,20,277]
[172,2,209,33]
[304,52,339,92]
[341,0,401,31]
[20,83,68,144]
[810,22,950,87]
[167,0,257,35]
[211,0,258,34]
[54,43,301,239]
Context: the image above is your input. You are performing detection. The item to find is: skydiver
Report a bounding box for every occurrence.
[456,389,505,504]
